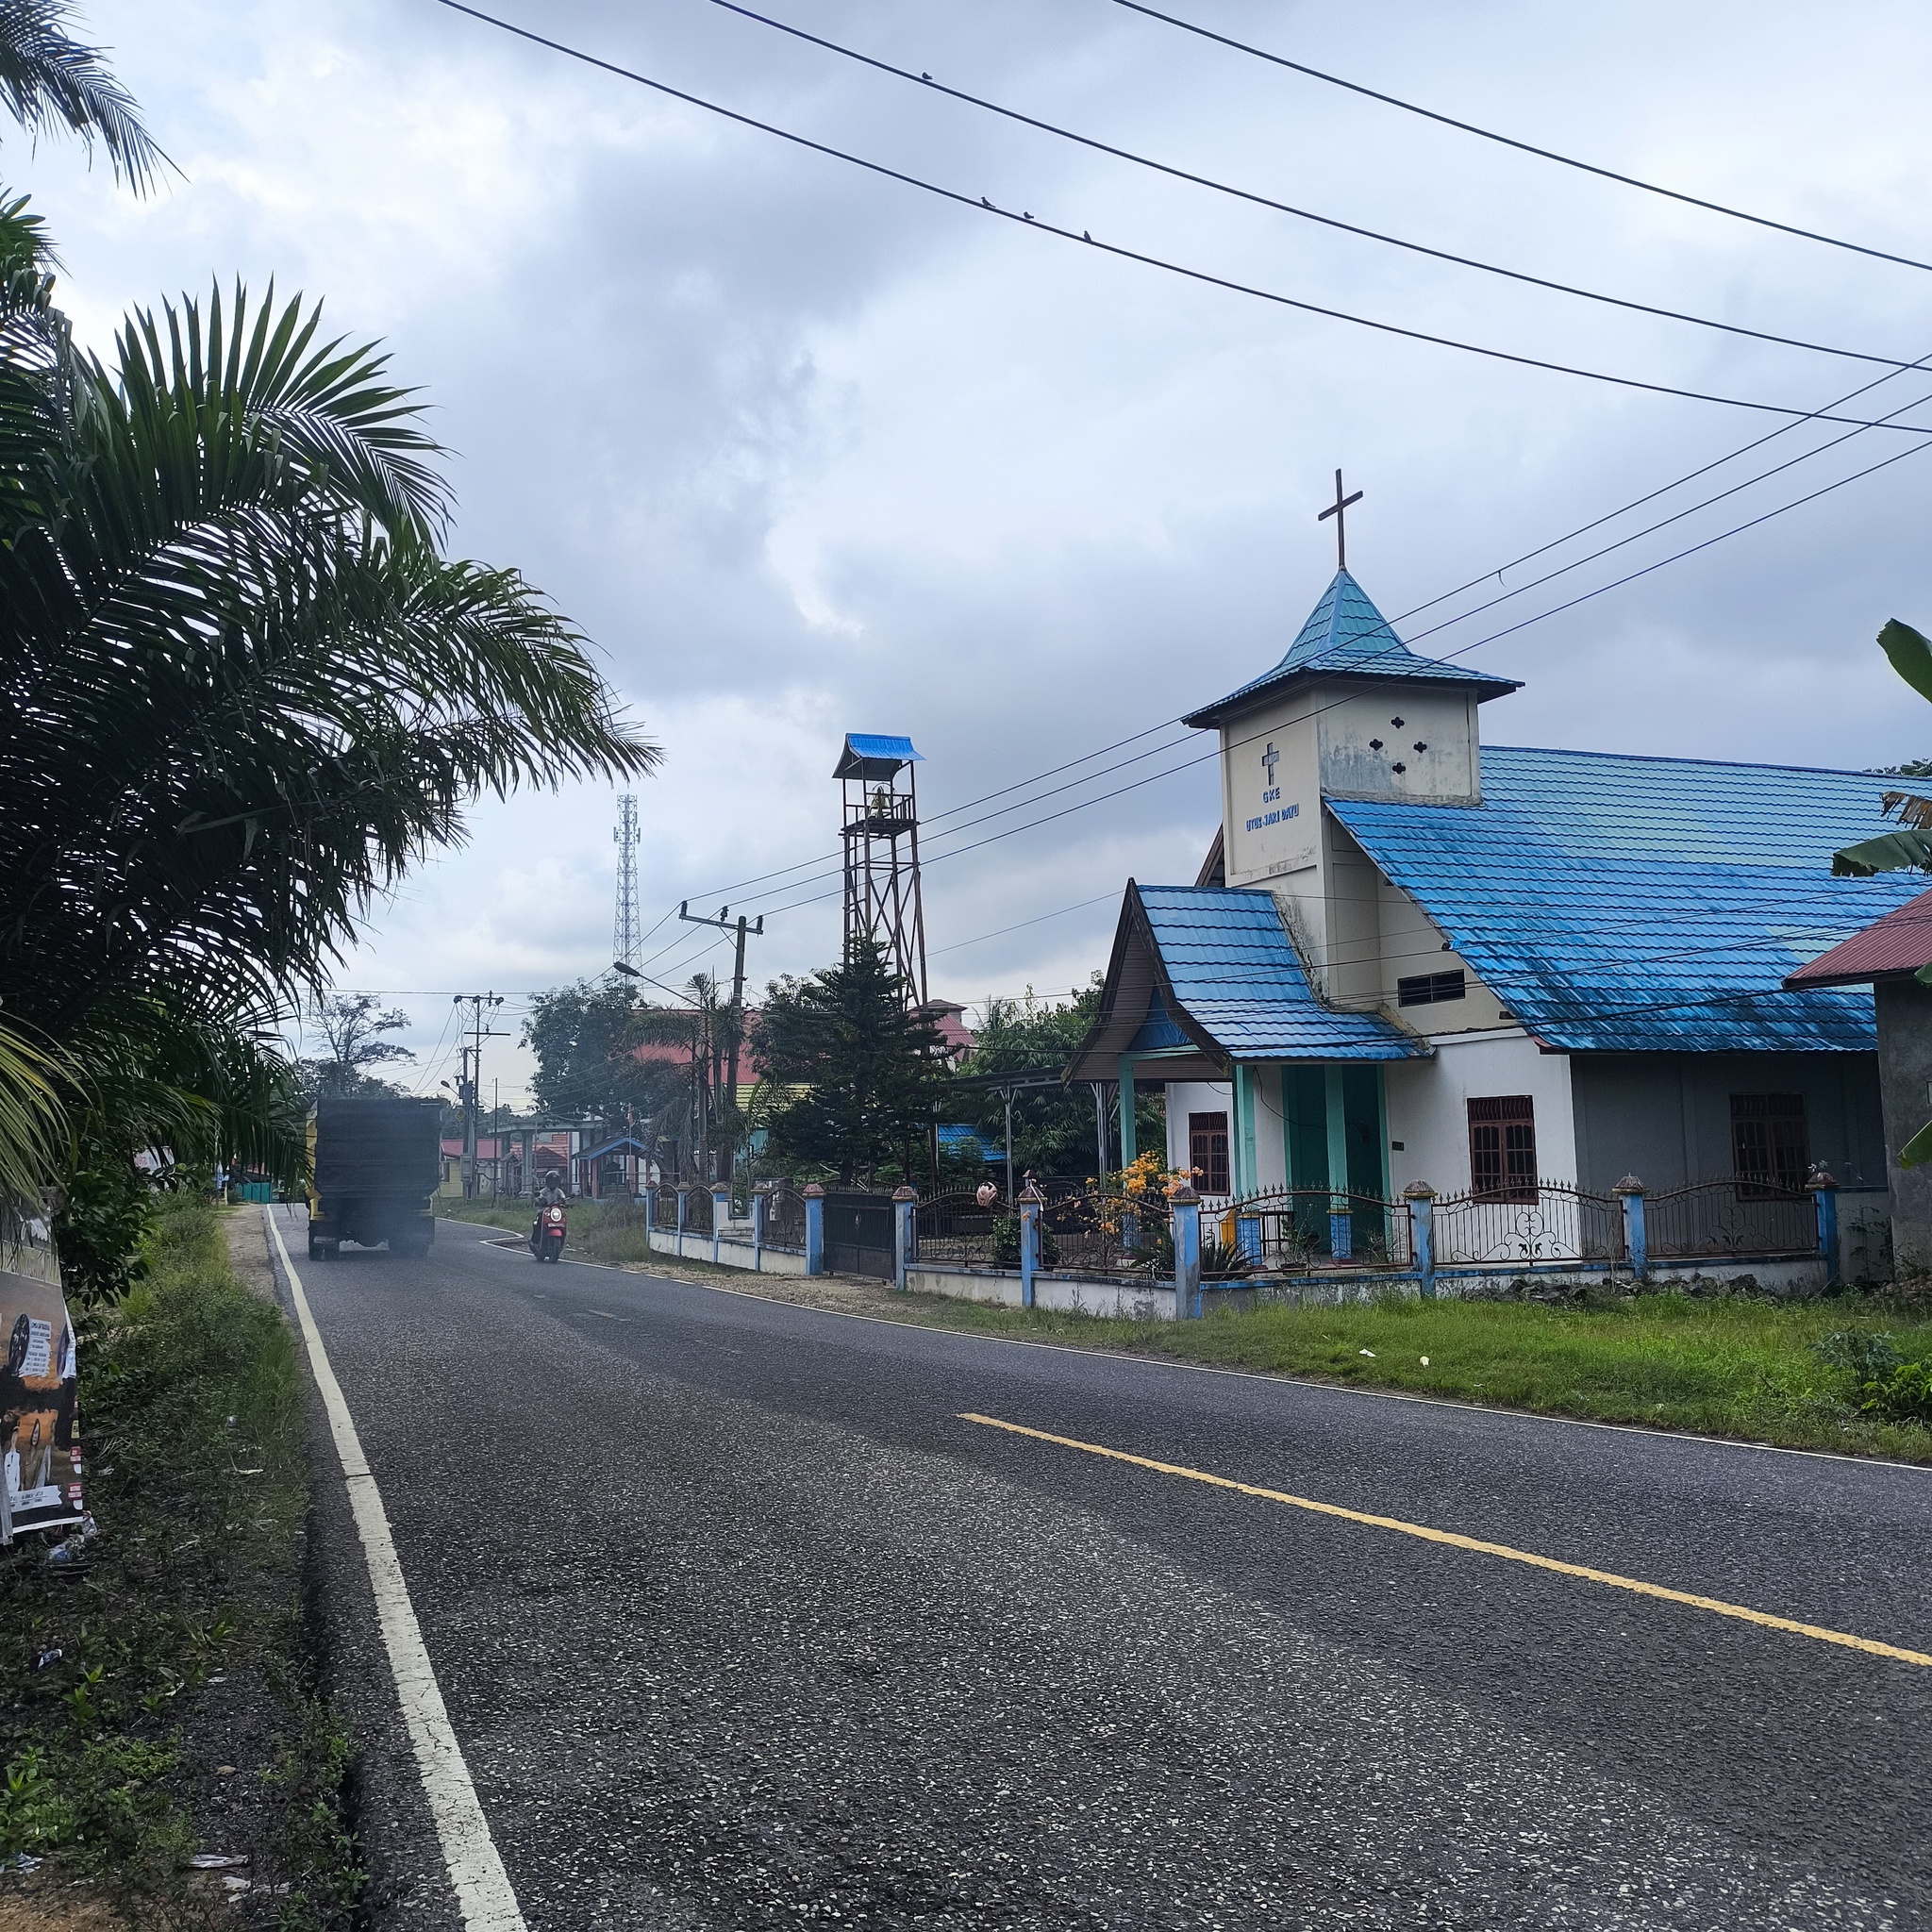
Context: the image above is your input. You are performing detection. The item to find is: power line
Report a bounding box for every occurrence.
[1108,0,1932,278]
[433,2,1932,439]
[705,0,1920,373]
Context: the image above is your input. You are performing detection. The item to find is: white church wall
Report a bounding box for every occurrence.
[1317,684,1482,807]
[1385,1032,1579,1196]
[1220,691,1318,891]
[1374,873,1516,1036]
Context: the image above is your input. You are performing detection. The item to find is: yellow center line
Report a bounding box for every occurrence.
[958,1411,1932,1669]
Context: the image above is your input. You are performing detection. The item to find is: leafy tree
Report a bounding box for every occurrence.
[0,184,654,1214]
[299,992,414,1099]
[524,981,690,1126]
[1836,621,1932,878]
[752,941,951,1187]
[1829,618,1932,1171]
[958,983,1164,1180]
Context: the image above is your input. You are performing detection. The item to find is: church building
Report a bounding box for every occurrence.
[1068,563,1923,1240]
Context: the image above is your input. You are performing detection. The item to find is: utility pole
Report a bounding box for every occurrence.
[678,902,762,1185]
[452,993,506,1197]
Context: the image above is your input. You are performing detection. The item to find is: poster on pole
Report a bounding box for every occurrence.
[0,1241,82,1536]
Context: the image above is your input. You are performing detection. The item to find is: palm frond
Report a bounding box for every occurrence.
[0,0,169,193]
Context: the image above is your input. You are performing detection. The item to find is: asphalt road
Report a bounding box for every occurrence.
[270,1208,1932,1931]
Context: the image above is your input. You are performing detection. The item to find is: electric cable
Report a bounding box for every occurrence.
[1108,0,1932,277]
[704,0,1921,372]
[433,2,1932,438]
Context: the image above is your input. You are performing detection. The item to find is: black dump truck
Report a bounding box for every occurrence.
[306,1095,442,1260]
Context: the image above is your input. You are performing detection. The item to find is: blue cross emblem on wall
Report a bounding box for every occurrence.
[1261,742,1279,787]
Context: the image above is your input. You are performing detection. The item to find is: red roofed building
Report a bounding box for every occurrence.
[1786,885,1932,1272]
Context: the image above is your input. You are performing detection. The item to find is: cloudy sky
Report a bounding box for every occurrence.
[25,0,1932,1102]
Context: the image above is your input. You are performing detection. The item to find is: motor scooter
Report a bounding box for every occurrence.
[530,1201,566,1263]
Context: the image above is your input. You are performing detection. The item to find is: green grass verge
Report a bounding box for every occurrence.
[440,1195,676,1271]
[437,1200,1932,1460]
[0,1193,360,1927]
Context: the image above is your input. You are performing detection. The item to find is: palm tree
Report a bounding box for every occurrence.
[0,0,166,192]
[0,219,657,1226]
[0,272,658,1036]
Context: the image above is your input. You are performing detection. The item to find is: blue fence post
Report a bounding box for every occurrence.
[803,1182,825,1275]
[751,1184,767,1273]
[1018,1181,1043,1307]
[642,1182,658,1257]
[892,1185,918,1293]
[1235,1203,1262,1266]
[1327,1205,1354,1263]
[1403,1180,1436,1300]
[1810,1166,1840,1289]
[710,1183,729,1266]
[675,1184,691,1260]
[1171,1182,1202,1319]
[1614,1175,1646,1283]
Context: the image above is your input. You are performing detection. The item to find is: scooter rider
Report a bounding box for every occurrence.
[530,1169,567,1246]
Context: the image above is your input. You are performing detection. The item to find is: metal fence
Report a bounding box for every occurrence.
[1429,1180,1624,1267]
[762,1186,808,1250]
[1217,1188,1413,1270]
[1645,1178,1815,1258]
[683,1187,713,1238]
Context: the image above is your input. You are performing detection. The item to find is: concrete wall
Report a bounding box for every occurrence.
[1384,1031,1578,1194]
[1875,979,1932,1273]
[1568,1052,1886,1195]
[641,1225,808,1274]
[905,1265,1181,1321]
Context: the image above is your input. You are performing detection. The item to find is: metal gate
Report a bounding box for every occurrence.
[824,1190,895,1278]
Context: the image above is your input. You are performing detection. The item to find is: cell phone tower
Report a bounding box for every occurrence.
[613,794,641,973]
[835,734,928,1008]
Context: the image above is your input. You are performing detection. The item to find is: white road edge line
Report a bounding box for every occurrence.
[267,1209,526,1932]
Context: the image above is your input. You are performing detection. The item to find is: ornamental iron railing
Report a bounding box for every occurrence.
[1644,1178,1815,1258]
[762,1186,808,1250]
[1428,1180,1624,1267]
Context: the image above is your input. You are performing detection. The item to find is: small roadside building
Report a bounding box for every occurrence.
[1068,567,1923,1266]
[1784,885,1932,1273]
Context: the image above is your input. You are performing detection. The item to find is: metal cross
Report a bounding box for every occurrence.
[1317,468,1363,571]
[1261,742,1279,788]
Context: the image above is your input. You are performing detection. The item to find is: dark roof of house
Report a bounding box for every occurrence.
[1782,883,1932,988]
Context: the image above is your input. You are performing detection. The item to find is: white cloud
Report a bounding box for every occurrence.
[28,0,1932,1100]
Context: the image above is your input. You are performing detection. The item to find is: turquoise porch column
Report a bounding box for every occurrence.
[1324,1065,1351,1259]
[1116,1055,1137,1170]
[1232,1064,1257,1199]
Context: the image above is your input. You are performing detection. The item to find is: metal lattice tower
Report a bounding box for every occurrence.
[835,735,928,1008]
[613,794,641,972]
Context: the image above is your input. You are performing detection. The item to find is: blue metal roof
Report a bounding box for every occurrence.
[1185,571,1519,727]
[843,734,921,763]
[1139,885,1428,1060]
[1327,745,1928,1053]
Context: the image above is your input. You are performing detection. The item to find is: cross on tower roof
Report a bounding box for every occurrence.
[1317,468,1363,572]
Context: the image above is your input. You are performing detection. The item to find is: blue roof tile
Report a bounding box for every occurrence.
[1327,745,1927,1053]
[1139,885,1427,1060]
[1185,571,1518,726]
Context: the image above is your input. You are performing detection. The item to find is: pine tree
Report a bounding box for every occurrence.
[752,940,951,1187]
